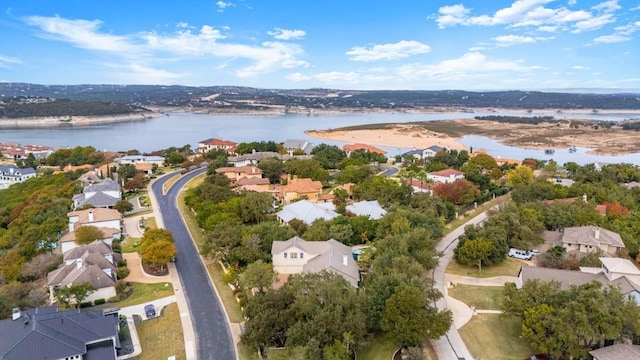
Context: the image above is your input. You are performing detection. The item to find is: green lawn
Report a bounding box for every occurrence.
[136,303,186,360]
[120,237,139,253]
[356,333,399,360]
[206,262,245,323]
[143,216,157,230]
[116,282,174,308]
[459,314,535,360]
[447,284,504,310]
[443,195,508,235]
[446,257,526,278]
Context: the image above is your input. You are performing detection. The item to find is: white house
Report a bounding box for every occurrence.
[427,168,465,184]
[345,200,387,220]
[282,139,314,155]
[276,200,338,225]
[271,237,360,287]
[423,145,444,158]
[60,208,122,253]
[0,165,36,189]
[197,138,237,154]
[114,155,165,166]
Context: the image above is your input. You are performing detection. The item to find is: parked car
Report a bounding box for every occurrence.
[529,249,541,255]
[525,355,553,360]
[144,304,156,318]
[509,248,533,261]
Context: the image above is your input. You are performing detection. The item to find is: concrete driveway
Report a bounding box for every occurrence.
[119,295,177,319]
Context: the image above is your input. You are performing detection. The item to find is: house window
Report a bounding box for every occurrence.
[291,253,298,259]
[284,252,287,258]
[300,252,304,259]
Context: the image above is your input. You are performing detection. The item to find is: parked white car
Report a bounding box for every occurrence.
[508,248,532,261]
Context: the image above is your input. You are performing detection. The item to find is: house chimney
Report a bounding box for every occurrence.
[88,211,94,222]
[583,194,587,202]
[76,258,83,269]
[12,308,20,321]
[595,227,600,239]
[343,253,348,266]
[9,167,14,175]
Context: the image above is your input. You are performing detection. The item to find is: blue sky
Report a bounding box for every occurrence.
[0,0,639,90]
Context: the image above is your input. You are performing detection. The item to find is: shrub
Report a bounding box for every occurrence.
[108,296,119,303]
[79,301,93,308]
[116,267,130,279]
[117,259,127,267]
[94,298,106,305]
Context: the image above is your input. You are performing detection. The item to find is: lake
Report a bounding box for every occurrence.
[1,111,639,165]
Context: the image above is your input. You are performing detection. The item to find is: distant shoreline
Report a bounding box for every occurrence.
[0,111,164,128]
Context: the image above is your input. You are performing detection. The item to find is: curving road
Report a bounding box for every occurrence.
[151,169,237,360]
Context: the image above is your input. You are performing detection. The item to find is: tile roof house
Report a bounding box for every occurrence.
[215,166,264,181]
[227,151,284,167]
[275,177,324,204]
[0,306,120,360]
[47,241,120,304]
[590,344,640,360]
[197,138,237,154]
[427,168,465,184]
[345,200,387,220]
[72,178,122,210]
[342,143,386,157]
[406,178,435,194]
[277,199,339,225]
[562,226,625,255]
[0,165,36,190]
[61,209,123,254]
[271,237,360,287]
[282,139,314,155]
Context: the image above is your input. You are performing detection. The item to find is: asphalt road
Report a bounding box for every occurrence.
[152,169,237,360]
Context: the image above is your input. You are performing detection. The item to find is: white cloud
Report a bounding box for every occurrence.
[592,0,620,13]
[593,33,632,43]
[0,55,21,67]
[492,34,536,46]
[216,1,235,13]
[568,0,577,5]
[615,21,640,35]
[572,65,589,69]
[286,72,312,81]
[23,15,309,82]
[434,4,471,28]
[25,16,139,53]
[571,13,615,33]
[108,63,184,84]
[346,40,431,62]
[267,28,306,40]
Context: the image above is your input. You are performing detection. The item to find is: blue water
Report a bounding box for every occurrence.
[1,111,639,165]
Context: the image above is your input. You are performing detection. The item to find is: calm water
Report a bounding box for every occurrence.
[1,111,639,165]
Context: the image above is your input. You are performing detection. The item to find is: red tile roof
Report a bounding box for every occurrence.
[342,143,387,155]
[430,169,464,177]
[199,138,237,146]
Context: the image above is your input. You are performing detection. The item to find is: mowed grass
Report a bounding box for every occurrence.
[356,333,400,360]
[446,257,526,278]
[120,237,139,253]
[136,303,186,360]
[458,314,535,360]
[447,284,504,310]
[443,195,508,236]
[144,216,157,230]
[116,282,174,308]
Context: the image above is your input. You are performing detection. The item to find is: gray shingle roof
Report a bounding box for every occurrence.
[519,266,640,294]
[76,192,121,208]
[0,307,118,360]
[562,226,625,248]
[345,200,387,220]
[590,344,640,360]
[277,200,338,224]
[84,179,121,193]
[0,165,36,176]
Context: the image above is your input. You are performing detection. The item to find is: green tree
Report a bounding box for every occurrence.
[55,282,95,308]
[75,225,104,245]
[311,144,346,169]
[239,260,277,294]
[257,157,285,184]
[506,165,535,187]
[113,200,134,214]
[380,284,430,347]
[141,239,177,271]
[455,237,493,273]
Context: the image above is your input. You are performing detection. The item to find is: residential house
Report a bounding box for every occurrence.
[427,168,465,184]
[215,166,264,181]
[275,177,323,204]
[342,143,386,157]
[0,164,36,189]
[517,266,640,303]
[345,200,387,220]
[72,178,122,210]
[277,199,338,225]
[61,208,123,254]
[235,176,271,190]
[271,237,360,287]
[406,178,435,194]
[423,145,444,158]
[598,257,640,284]
[282,139,314,155]
[114,155,165,166]
[47,241,120,303]
[562,226,625,255]
[197,138,237,154]
[0,306,120,360]
[590,344,640,360]
[0,142,52,160]
[227,151,284,167]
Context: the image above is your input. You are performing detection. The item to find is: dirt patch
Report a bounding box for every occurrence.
[142,263,169,276]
